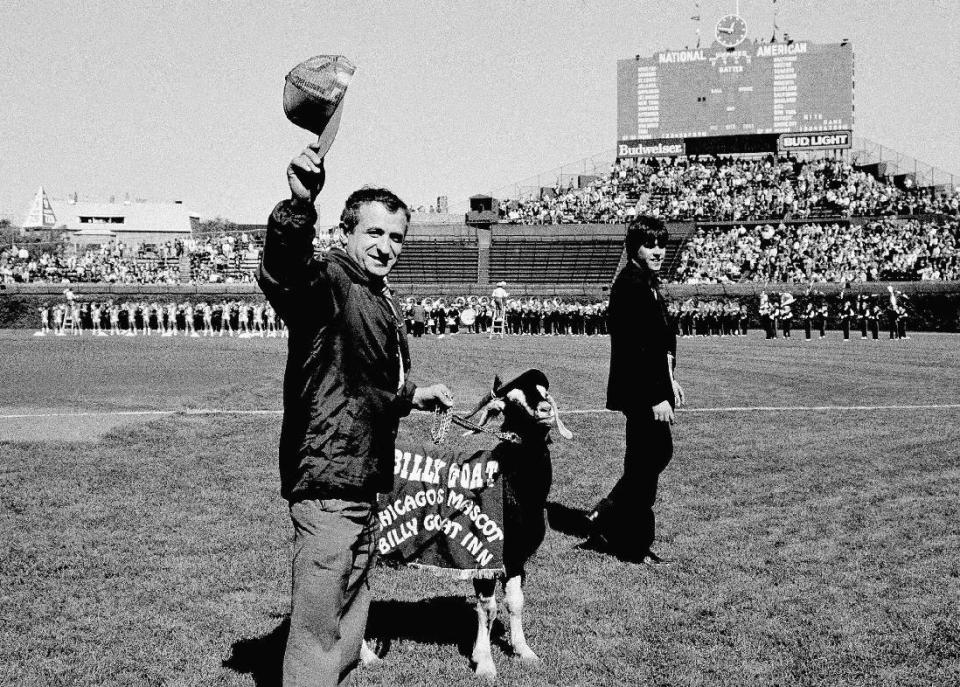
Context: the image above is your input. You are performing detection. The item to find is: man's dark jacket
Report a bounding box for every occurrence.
[605,260,677,415]
[258,198,416,502]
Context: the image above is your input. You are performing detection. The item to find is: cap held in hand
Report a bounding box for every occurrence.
[283,55,356,157]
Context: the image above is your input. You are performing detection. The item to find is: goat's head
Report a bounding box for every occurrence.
[463,368,573,442]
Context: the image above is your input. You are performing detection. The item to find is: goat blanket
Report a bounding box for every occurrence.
[376,442,505,579]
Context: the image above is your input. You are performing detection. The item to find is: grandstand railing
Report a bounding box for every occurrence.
[851,136,957,191]
[488,149,618,202]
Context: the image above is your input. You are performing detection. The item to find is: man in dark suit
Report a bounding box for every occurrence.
[587,216,684,564]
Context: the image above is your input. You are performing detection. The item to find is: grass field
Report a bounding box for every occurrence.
[1,329,959,686]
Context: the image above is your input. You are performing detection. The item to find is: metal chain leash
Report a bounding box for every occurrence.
[430,407,520,445]
[430,406,454,444]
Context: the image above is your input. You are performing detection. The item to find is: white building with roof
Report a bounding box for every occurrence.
[22,187,198,248]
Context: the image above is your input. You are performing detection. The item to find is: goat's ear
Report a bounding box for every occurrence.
[491,375,502,393]
[546,393,574,440]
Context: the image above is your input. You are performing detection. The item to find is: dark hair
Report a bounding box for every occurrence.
[339,187,411,234]
[624,215,668,259]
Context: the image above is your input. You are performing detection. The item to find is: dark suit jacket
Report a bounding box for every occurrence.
[605,260,677,415]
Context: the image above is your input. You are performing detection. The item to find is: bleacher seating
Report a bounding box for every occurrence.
[489,226,624,284]
[390,237,479,283]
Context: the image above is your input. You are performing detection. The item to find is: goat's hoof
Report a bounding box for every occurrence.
[511,643,541,665]
[360,640,383,667]
[517,650,541,666]
[474,662,497,682]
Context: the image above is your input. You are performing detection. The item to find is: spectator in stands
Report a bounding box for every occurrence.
[500,154,959,226]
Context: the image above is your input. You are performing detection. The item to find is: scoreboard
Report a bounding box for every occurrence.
[616,41,853,156]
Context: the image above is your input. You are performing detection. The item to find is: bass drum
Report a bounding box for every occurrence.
[459,307,476,326]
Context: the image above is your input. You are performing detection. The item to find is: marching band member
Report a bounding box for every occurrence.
[53,303,65,335]
[125,301,138,336]
[868,297,881,340]
[238,300,252,337]
[69,299,82,335]
[184,301,197,337]
[446,301,459,335]
[201,302,214,336]
[840,294,855,341]
[166,301,179,336]
[779,292,794,338]
[432,299,447,337]
[91,301,104,336]
[886,286,907,340]
[857,293,870,339]
[803,300,815,340]
[265,303,277,337]
[759,292,773,339]
[109,301,121,336]
[411,299,427,338]
[218,301,233,337]
[37,303,50,336]
[896,292,909,340]
[252,301,265,337]
[460,298,477,334]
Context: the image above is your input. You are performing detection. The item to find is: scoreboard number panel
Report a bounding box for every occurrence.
[617,41,853,144]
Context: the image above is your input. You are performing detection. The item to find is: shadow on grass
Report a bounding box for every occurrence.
[546,501,592,538]
[366,595,478,659]
[223,617,288,687]
[223,596,477,686]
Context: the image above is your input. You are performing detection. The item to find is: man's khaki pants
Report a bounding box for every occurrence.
[284,498,376,687]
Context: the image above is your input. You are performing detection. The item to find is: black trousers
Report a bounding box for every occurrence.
[595,412,673,555]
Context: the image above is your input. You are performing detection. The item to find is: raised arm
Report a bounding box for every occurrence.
[257,145,328,321]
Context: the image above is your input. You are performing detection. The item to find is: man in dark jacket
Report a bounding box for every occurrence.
[259,142,453,687]
[587,216,684,564]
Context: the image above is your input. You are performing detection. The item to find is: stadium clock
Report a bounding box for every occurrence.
[715,14,747,48]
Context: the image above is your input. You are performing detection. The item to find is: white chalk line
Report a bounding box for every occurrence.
[2,404,960,421]
[571,404,960,414]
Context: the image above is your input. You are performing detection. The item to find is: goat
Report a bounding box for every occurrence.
[361,369,571,681]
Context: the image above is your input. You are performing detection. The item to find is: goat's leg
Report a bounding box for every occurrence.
[503,575,539,663]
[472,578,498,682]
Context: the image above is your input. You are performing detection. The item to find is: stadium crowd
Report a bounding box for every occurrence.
[6,215,958,287]
[674,217,960,284]
[1,233,268,285]
[3,156,959,287]
[499,155,959,225]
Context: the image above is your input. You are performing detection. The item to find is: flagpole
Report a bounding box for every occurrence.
[772,0,779,42]
[692,1,701,48]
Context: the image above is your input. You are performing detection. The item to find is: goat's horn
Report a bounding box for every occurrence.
[462,391,493,420]
[547,393,573,440]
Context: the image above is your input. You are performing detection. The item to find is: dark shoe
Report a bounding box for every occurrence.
[583,530,611,551]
